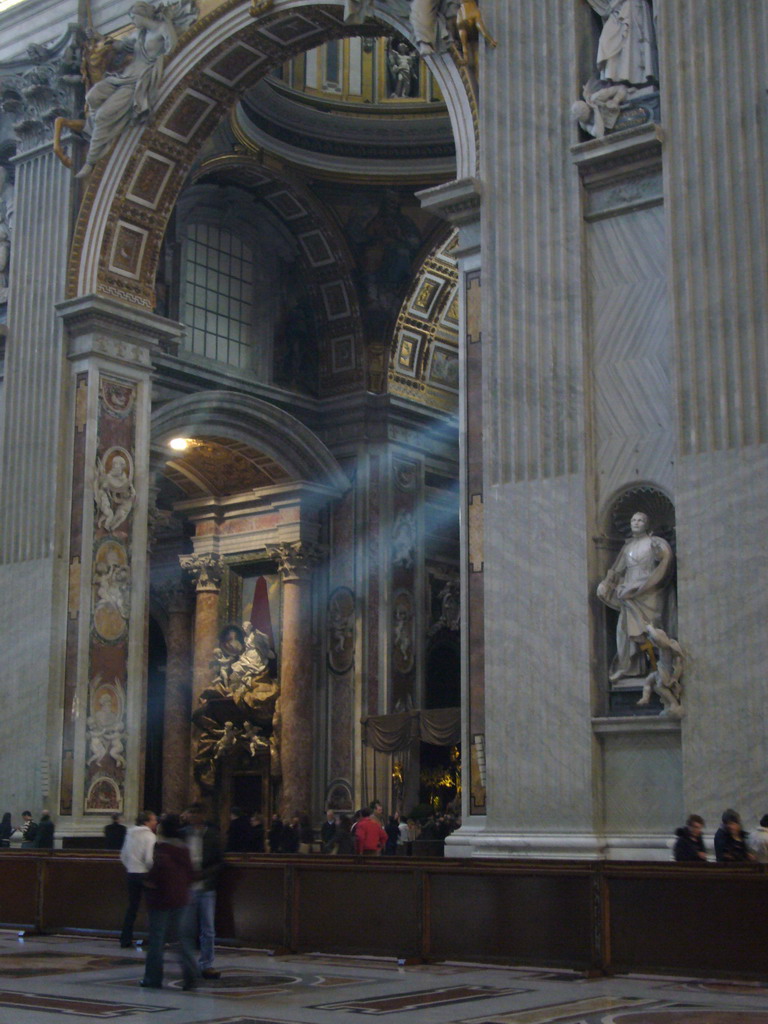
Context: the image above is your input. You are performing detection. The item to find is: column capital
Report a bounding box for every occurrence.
[179,553,225,592]
[0,25,87,154]
[269,541,325,582]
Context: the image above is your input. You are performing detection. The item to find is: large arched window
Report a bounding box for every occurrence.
[181,223,254,369]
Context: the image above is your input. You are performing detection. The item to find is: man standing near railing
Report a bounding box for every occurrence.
[119,810,157,947]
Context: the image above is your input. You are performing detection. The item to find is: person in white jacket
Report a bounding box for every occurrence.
[747,815,768,864]
[119,810,157,947]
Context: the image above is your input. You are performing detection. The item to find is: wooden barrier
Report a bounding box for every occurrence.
[1,852,766,978]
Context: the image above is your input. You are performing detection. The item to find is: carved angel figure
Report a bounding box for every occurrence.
[637,623,684,717]
[75,0,198,178]
[94,453,136,532]
[87,692,126,767]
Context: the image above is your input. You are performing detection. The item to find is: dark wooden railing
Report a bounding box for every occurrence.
[1,852,766,978]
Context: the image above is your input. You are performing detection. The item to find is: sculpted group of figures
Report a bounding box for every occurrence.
[597,510,683,717]
[573,0,659,139]
[193,623,280,790]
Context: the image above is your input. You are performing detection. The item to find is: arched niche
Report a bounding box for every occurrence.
[67,0,477,311]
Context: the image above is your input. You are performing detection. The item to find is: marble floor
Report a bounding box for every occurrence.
[0,931,765,1024]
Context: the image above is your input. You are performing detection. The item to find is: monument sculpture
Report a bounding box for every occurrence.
[193,622,279,791]
[0,164,13,303]
[596,511,674,683]
[573,0,659,139]
[53,0,198,177]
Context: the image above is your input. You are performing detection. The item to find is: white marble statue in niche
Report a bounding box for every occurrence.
[597,510,674,684]
[73,0,198,179]
[573,0,658,139]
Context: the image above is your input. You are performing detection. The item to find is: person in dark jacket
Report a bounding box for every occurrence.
[384,815,400,855]
[268,814,283,853]
[250,814,265,853]
[183,803,223,980]
[281,815,300,854]
[104,813,127,850]
[141,814,196,990]
[226,808,254,853]
[673,814,707,862]
[33,811,54,849]
[0,812,15,848]
[714,809,754,863]
[327,814,355,855]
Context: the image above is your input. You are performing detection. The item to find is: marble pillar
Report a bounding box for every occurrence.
[656,0,768,827]
[0,46,84,815]
[180,554,224,705]
[163,582,193,813]
[271,542,322,817]
[56,295,183,832]
[418,177,487,837]
[180,553,223,802]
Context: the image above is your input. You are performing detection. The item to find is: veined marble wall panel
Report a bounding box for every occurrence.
[484,475,593,832]
[483,1,583,486]
[601,730,682,834]
[0,150,71,563]
[659,0,768,453]
[588,206,674,508]
[0,559,57,813]
[676,446,768,827]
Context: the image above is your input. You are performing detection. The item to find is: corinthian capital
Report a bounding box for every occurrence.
[269,541,325,582]
[179,553,224,592]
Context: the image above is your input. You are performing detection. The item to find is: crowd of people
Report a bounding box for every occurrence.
[239,802,462,857]
[0,809,55,848]
[673,808,768,862]
[116,802,223,990]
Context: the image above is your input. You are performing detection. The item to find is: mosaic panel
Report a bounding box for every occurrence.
[159,89,218,143]
[126,152,174,210]
[108,223,149,280]
[205,43,268,86]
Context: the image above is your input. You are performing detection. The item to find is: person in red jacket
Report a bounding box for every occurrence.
[141,814,197,991]
[353,807,386,855]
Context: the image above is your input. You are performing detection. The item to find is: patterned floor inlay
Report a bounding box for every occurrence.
[0,952,145,976]
[311,984,529,1014]
[0,989,166,1017]
[466,1003,768,1024]
[464,996,653,1023]
[673,981,768,997]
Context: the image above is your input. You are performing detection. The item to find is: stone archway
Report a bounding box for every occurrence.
[151,390,350,816]
[68,0,477,310]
